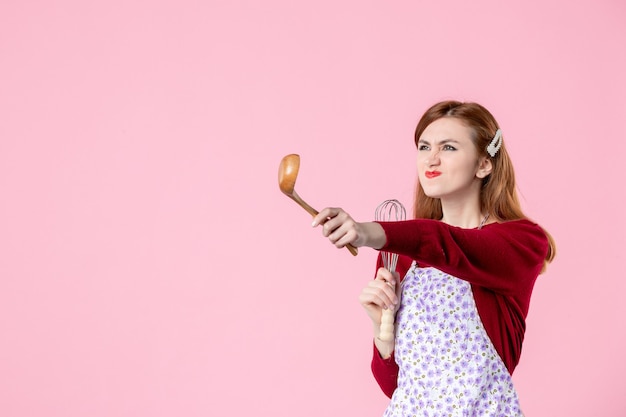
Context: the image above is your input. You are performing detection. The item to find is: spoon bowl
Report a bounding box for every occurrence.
[278,154,318,217]
[278,154,301,196]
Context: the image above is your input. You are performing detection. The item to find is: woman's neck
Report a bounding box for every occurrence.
[439,196,484,229]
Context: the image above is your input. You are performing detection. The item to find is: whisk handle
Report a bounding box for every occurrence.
[378,281,396,342]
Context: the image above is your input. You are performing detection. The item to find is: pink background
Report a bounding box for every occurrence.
[1,1,625,416]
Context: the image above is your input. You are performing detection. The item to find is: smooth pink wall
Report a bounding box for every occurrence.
[1,1,625,416]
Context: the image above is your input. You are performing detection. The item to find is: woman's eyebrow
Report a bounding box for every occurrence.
[418,138,460,145]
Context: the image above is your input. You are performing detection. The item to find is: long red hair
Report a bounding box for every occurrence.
[412,100,555,269]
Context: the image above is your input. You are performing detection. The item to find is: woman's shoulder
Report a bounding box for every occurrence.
[483,218,549,247]
[484,217,542,230]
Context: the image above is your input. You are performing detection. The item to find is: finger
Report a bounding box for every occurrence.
[328,223,355,247]
[334,230,355,248]
[323,217,341,239]
[322,210,351,238]
[359,287,394,310]
[363,280,398,307]
[375,267,395,284]
[311,207,341,227]
[377,275,399,305]
[391,271,400,285]
[383,284,399,307]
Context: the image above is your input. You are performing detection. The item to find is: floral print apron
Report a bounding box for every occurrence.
[383,263,523,417]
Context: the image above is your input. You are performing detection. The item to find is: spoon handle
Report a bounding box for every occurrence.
[289,192,358,256]
[345,242,359,256]
[289,191,319,218]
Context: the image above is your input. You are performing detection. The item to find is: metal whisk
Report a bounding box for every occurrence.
[375,199,406,272]
[374,199,406,342]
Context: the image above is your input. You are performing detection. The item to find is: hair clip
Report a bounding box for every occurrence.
[486,129,502,157]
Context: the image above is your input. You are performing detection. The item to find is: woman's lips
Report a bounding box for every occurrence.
[425,171,441,179]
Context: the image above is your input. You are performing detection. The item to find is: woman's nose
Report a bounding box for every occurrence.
[425,150,440,167]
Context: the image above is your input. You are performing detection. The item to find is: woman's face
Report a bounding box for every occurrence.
[416,117,491,202]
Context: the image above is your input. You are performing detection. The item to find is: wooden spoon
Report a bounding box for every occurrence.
[278,154,358,256]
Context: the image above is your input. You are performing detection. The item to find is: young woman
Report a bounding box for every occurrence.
[312,101,555,416]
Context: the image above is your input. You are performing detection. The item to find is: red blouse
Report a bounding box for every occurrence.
[370,219,549,399]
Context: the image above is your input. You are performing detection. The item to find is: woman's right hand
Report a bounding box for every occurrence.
[359,267,400,328]
[312,207,387,250]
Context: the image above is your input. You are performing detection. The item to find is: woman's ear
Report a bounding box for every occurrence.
[476,157,493,179]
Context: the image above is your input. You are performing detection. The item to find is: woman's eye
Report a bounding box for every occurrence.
[418,145,430,151]
[443,145,456,151]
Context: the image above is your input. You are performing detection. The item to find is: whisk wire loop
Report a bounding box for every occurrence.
[374,199,406,273]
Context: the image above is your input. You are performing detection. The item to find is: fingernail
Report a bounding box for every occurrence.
[311,221,316,227]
